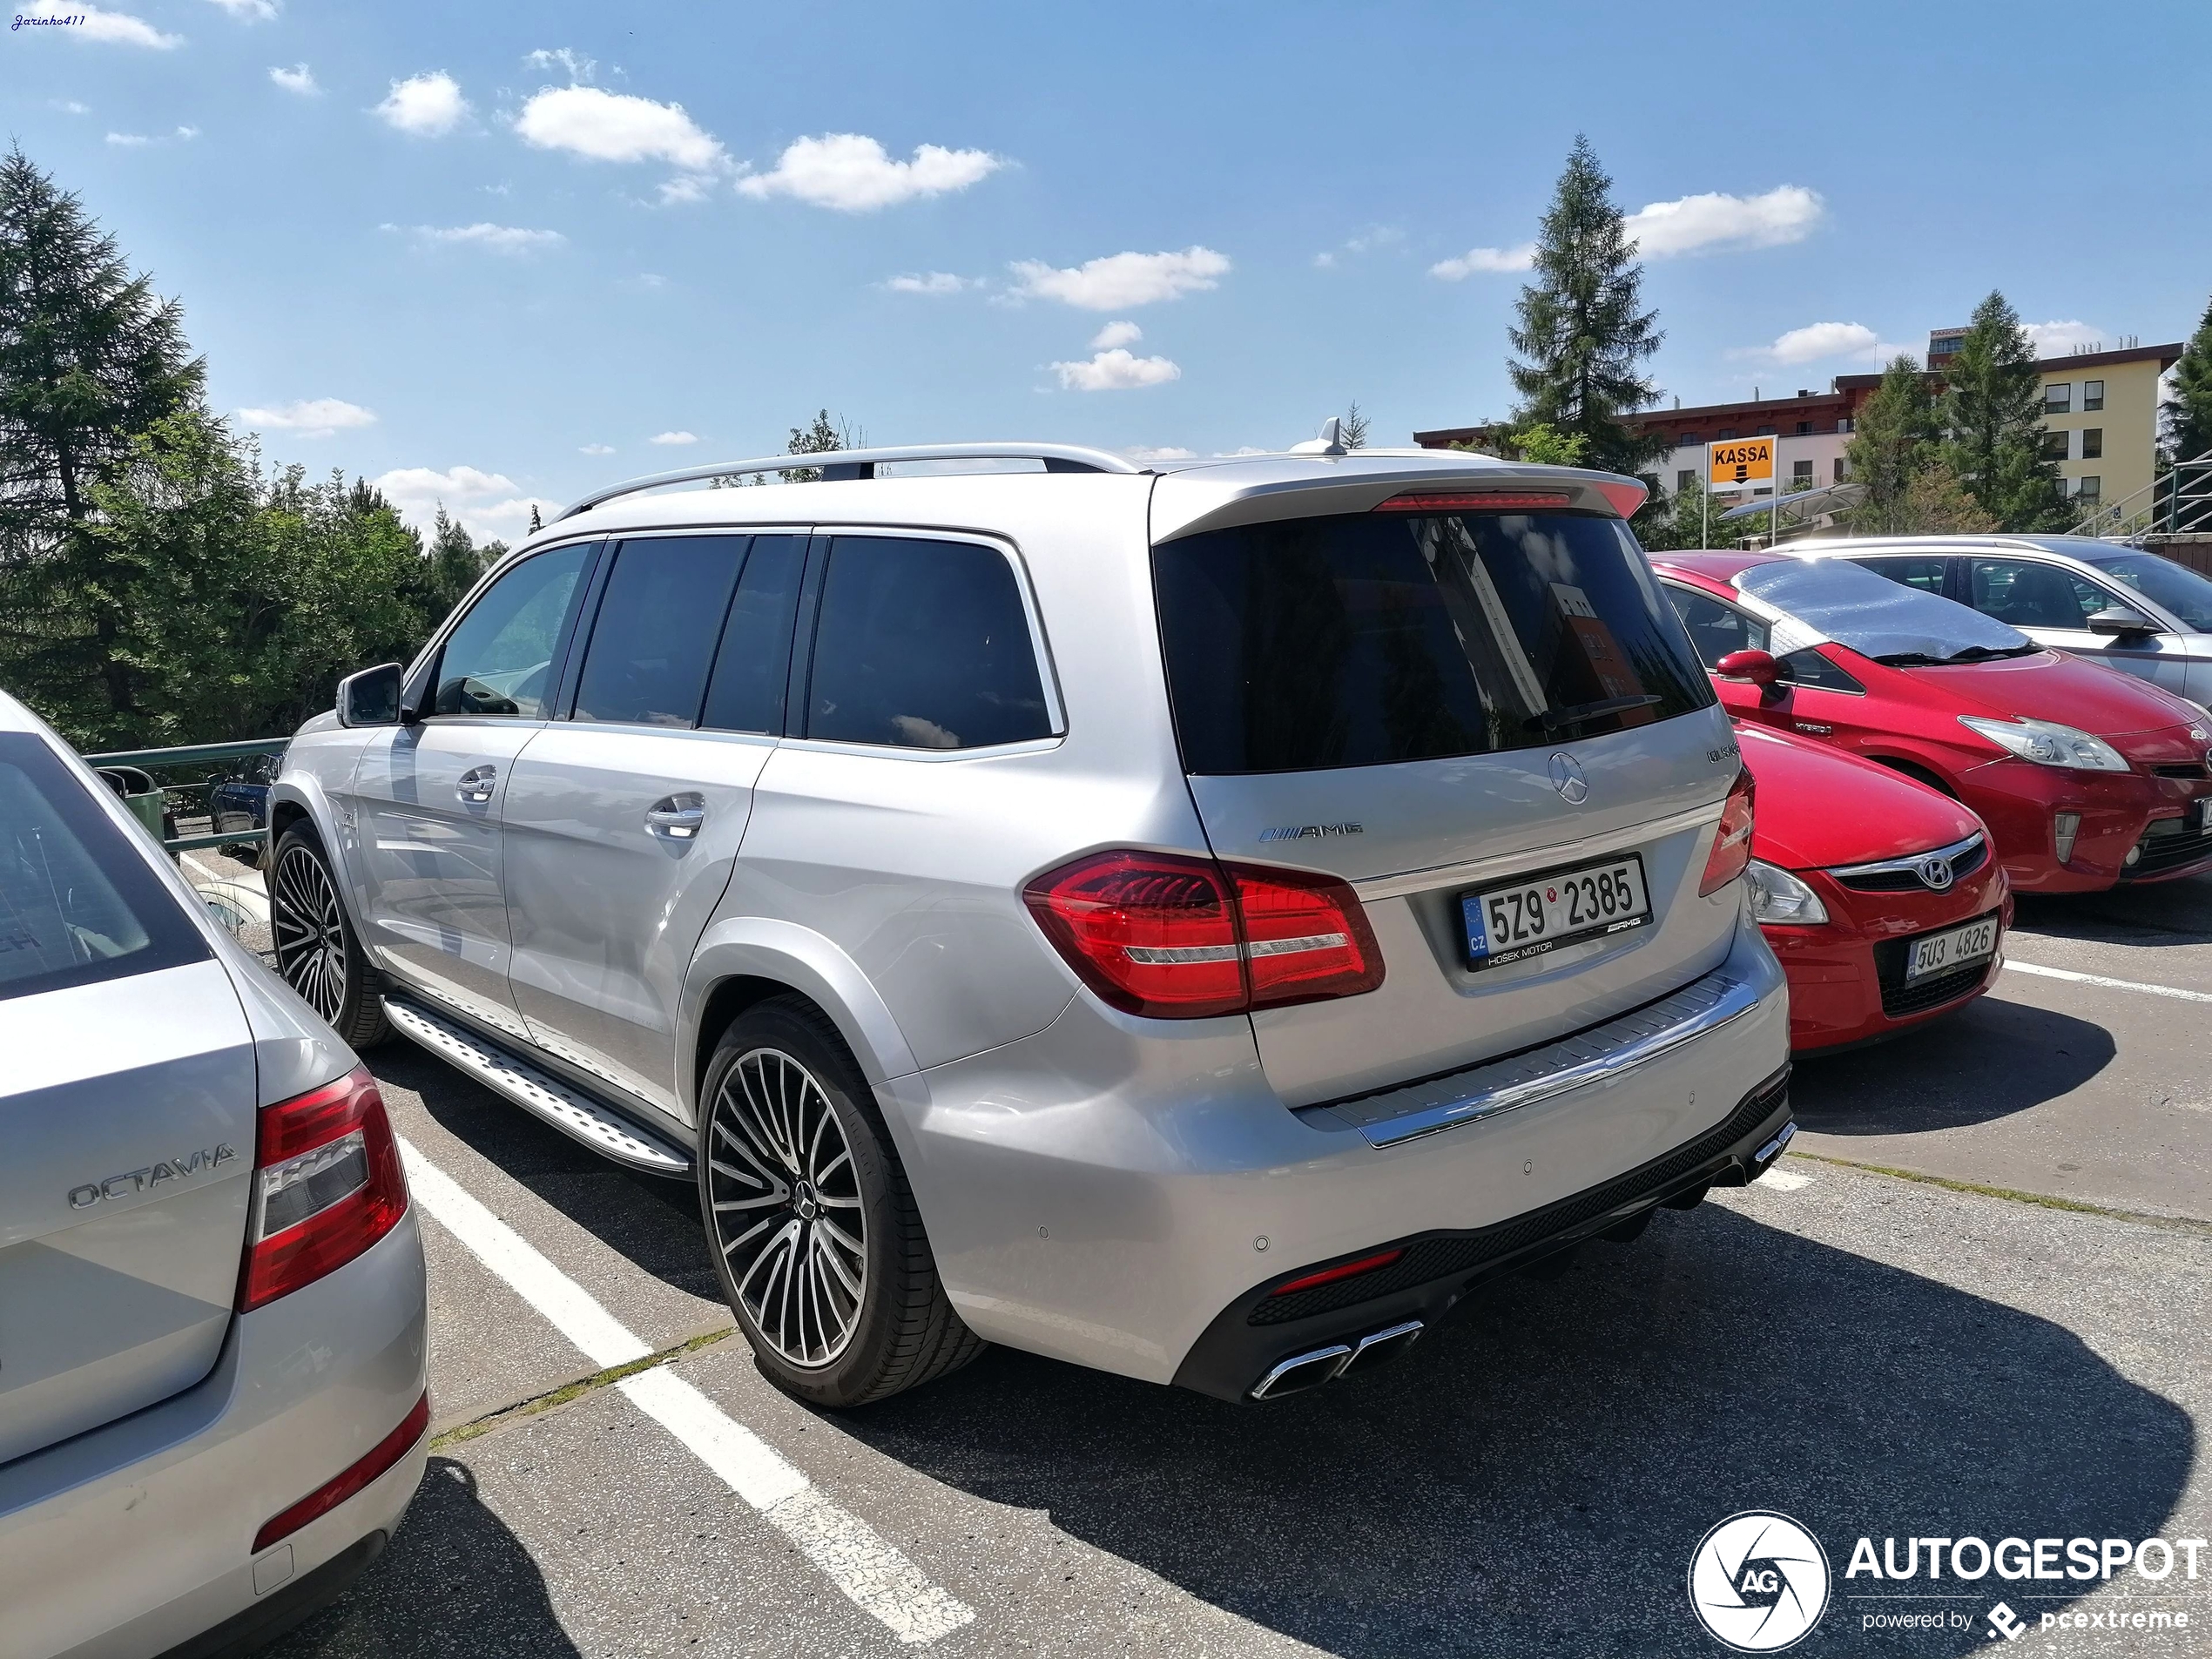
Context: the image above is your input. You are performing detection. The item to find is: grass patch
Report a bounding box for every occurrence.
[432,1326,737,1450]
[1784,1151,2212,1237]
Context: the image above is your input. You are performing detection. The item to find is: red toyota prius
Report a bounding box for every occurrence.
[1653,552,2212,892]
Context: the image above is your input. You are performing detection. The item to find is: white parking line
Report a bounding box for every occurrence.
[1759,1170,1811,1192]
[2004,960,2212,1004]
[395,1138,976,1646]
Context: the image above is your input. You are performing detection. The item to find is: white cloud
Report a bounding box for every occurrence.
[373,465,553,539]
[1318,226,1404,267]
[1625,185,1824,259]
[1735,321,1880,366]
[176,125,199,139]
[884,272,976,295]
[1123,445,1196,462]
[650,430,699,445]
[1010,246,1230,310]
[234,397,377,437]
[523,47,596,81]
[514,84,730,202]
[205,0,276,19]
[2024,320,2107,357]
[51,99,91,114]
[1089,320,1143,350]
[21,2,181,47]
[579,443,616,455]
[105,125,197,146]
[402,223,565,254]
[1429,243,1535,280]
[374,71,469,138]
[1050,349,1182,392]
[269,64,318,95]
[738,133,1002,212]
[105,132,150,147]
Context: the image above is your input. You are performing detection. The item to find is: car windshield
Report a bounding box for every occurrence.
[2085,551,2212,632]
[1737,559,2037,666]
[1152,509,1712,774]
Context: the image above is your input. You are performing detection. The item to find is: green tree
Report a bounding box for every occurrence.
[0,146,207,732]
[1338,401,1371,449]
[1939,290,2066,531]
[1844,355,1941,535]
[1900,455,1998,535]
[1506,136,1666,478]
[1510,421,1590,468]
[779,408,864,482]
[2163,294,2212,466]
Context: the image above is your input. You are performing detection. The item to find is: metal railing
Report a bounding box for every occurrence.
[2070,450,2212,541]
[84,737,288,855]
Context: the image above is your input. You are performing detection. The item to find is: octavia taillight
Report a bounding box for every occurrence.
[238,1067,408,1312]
[1023,850,1384,1018]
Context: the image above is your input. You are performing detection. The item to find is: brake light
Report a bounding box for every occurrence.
[1373,490,1572,513]
[1269,1248,1406,1298]
[1594,478,1649,520]
[1023,851,1384,1019]
[238,1066,408,1312]
[1698,769,1757,896]
[254,1390,428,1550]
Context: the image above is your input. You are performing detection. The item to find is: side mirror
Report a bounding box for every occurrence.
[337,661,408,727]
[2087,606,2156,638]
[1715,648,1782,687]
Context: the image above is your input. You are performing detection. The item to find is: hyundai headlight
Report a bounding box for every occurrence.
[1958,715,2130,772]
[1744,860,1829,927]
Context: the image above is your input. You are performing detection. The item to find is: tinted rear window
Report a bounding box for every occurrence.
[0,735,208,1001]
[1152,510,1711,774]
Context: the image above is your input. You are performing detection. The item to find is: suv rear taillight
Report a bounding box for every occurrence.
[1023,850,1384,1019]
[1698,769,1757,896]
[239,1066,408,1312]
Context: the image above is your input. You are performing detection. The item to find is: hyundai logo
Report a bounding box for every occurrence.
[1916,855,1954,892]
[1548,752,1589,804]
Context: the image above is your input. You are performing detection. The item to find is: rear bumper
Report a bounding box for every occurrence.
[0,1211,428,1659]
[886,916,1790,1388]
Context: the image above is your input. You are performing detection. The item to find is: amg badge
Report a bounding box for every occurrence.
[1258,822,1364,841]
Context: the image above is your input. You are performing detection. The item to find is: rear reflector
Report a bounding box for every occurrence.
[1372,490,1572,514]
[239,1066,408,1312]
[1270,1248,1407,1297]
[253,1390,428,1551]
[1023,850,1383,1019]
[1698,769,1757,896]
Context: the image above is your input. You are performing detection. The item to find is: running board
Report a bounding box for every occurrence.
[381,996,692,1177]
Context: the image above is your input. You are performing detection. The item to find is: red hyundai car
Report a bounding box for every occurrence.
[1737,723,2010,1052]
[1653,552,2212,892]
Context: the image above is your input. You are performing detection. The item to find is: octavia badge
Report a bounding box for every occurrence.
[1548,752,1589,805]
[1916,854,1954,892]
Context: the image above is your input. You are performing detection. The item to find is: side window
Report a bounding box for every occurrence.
[1777,649,1864,693]
[1663,584,1770,671]
[1968,559,2104,630]
[701,536,806,735]
[572,536,745,728]
[806,536,1052,751]
[431,543,592,718]
[1851,556,1949,595]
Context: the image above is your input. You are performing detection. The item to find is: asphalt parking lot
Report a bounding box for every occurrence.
[216,870,2212,1659]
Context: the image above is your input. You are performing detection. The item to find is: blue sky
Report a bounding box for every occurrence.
[8,0,2209,539]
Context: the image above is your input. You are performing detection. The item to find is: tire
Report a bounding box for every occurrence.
[269,826,391,1049]
[697,995,982,1407]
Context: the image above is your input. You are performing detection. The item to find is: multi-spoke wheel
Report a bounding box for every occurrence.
[698,995,983,1406]
[269,826,389,1047]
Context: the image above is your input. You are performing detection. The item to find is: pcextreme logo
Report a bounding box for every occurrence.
[1689,1512,1831,1652]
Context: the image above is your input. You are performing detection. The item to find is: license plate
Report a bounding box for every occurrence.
[1462,854,1651,969]
[1904,915,2000,982]
[2198,797,2212,835]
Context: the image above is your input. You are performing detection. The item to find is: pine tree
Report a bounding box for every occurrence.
[0,146,206,730]
[2163,294,2212,466]
[1506,137,1665,478]
[1939,291,2067,531]
[1844,356,1940,535]
[1338,401,1371,449]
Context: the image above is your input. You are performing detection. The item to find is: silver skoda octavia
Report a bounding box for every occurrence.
[270,438,1793,1406]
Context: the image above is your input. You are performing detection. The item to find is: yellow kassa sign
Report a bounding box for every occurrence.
[1708,437,1775,489]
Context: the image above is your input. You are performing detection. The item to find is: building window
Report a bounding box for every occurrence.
[1755,423,1777,437]
[2081,428,2103,460]
[1794,421,1812,435]
[2076,475,2101,501]
[2083,380,2104,412]
[1837,417,1854,433]
[1791,459,1815,484]
[1676,469,1696,493]
[1717,428,1737,441]
[2044,383,2072,415]
[1834,457,1847,483]
[2042,429,2071,462]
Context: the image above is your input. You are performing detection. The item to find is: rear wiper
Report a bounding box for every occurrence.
[1526,694,1662,732]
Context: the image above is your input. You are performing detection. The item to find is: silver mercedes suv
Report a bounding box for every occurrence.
[269,437,1793,1407]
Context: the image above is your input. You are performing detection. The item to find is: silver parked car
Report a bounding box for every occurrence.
[1786,534,2212,710]
[269,438,1793,1407]
[0,691,427,1658]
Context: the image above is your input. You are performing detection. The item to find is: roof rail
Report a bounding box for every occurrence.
[555,442,1144,523]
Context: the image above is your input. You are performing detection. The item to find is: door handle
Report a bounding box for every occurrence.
[645,793,706,840]
[456,765,496,805]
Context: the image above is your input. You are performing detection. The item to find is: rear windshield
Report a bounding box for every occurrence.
[1152,509,1712,774]
[1736,560,2033,665]
[0,734,208,1001]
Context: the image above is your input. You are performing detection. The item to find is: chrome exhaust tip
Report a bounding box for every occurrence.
[1339,1319,1424,1374]
[1249,1343,1352,1400]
